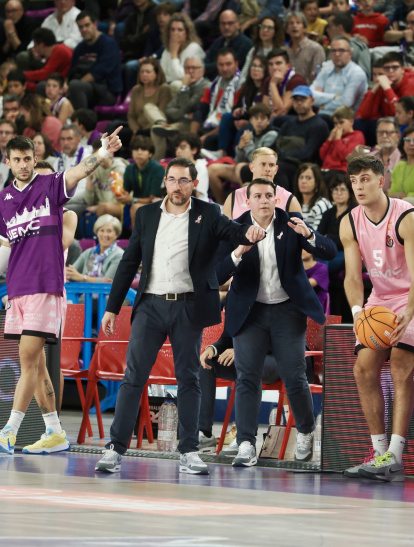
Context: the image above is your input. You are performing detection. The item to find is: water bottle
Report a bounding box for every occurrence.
[313,412,322,462]
[157,399,178,452]
[269,404,278,426]
[150,384,165,397]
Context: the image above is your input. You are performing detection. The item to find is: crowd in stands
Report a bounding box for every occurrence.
[0,0,414,323]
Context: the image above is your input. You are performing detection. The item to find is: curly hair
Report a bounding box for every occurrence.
[162,13,201,52]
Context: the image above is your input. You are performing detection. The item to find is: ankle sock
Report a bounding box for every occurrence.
[371,433,388,455]
[43,411,62,434]
[388,434,405,463]
[5,410,25,434]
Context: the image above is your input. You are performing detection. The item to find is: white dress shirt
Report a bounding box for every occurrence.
[30,7,83,50]
[145,198,194,295]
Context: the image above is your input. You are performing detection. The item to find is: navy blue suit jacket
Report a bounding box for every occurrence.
[106,198,253,328]
[216,209,337,337]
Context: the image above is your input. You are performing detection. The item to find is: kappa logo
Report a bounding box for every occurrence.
[4,193,13,201]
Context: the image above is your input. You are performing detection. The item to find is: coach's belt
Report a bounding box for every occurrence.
[151,293,195,301]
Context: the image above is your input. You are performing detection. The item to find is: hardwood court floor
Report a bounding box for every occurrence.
[0,411,413,546]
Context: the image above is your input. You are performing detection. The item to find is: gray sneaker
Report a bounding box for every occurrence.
[358,451,405,482]
[294,432,314,462]
[197,432,216,454]
[344,449,379,478]
[95,445,122,473]
[219,438,238,457]
[232,441,257,467]
[180,452,209,475]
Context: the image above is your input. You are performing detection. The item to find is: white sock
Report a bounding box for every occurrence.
[5,410,25,434]
[388,434,405,463]
[371,433,388,455]
[43,411,62,434]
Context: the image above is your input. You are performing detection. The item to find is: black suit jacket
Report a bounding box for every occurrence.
[216,209,337,337]
[106,198,253,328]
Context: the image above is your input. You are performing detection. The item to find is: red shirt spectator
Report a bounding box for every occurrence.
[25,43,73,91]
[352,12,389,48]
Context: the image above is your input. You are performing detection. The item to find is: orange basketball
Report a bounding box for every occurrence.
[356,306,398,350]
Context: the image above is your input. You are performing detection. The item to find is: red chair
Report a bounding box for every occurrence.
[76,306,132,444]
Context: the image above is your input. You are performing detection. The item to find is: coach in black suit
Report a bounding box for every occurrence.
[95,158,265,476]
[216,178,337,466]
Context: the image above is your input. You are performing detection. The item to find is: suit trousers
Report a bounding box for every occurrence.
[233,300,315,446]
[107,294,203,455]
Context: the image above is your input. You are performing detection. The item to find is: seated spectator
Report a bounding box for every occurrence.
[21,94,62,153]
[320,105,365,182]
[24,28,73,93]
[318,173,356,272]
[395,95,414,132]
[0,118,16,190]
[0,60,17,94]
[284,11,326,85]
[384,1,414,46]
[83,138,129,220]
[66,214,124,284]
[331,0,351,13]
[150,57,210,159]
[293,162,332,229]
[204,10,253,80]
[207,103,278,203]
[405,10,414,66]
[241,15,285,82]
[302,248,329,310]
[6,69,29,100]
[300,0,328,38]
[45,73,74,126]
[174,133,209,201]
[67,11,123,110]
[182,0,226,45]
[0,0,38,64]
[71,109,101,146]
[116,135,164,227]
[143,2,177,59]
[159,13,205,89]
[262,48,307,122]
[371,117,402,192]
[1,93,25,134]
[191,48,243,153]
[119,0,157,63]
[388,126,414,200]
[352,0,389,48]
[104,0,137,42]
[33,132,57,165]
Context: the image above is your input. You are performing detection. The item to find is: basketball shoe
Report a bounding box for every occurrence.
[22,429,70,454]
[358,451,405,482]
[344,448,379,478]
[0,426,16,455]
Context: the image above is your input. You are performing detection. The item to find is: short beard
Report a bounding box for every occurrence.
[168,193,187,206]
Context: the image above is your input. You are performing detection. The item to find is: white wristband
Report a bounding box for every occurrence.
[97,135,110,158]
[352,305,363,317]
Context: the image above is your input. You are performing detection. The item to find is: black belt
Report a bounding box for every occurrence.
[149,293,195,301]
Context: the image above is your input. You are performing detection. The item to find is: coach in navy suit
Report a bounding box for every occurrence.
[95,158,265,475]
[216,178,337,466]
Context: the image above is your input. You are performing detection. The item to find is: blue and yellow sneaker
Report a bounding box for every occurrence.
[22,429,70,454]
[0,426,16,455]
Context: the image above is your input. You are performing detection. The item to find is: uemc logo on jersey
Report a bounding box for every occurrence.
[369,267,403,278]
[5,197,50,242]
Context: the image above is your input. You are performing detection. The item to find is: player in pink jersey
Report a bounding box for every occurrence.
[0,129,121,456]
[340,154,414,482]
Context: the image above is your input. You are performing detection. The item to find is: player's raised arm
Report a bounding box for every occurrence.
[340,214,364,327]
[65,127,123,191]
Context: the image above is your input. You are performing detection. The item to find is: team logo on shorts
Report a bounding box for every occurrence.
[386,235,394,248]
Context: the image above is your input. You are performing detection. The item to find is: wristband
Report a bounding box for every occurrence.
[97,135,110,158]
[132,197,138,204]
[352,305,363,317]
[305,229,314,240]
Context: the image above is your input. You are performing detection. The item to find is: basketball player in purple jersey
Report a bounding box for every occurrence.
[340,155,414,482]
[0,128,122,455]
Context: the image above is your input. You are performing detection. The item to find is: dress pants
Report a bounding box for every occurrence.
[107,295,203,455]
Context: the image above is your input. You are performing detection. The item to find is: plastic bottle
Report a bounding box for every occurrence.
[157,399,178,452]
[269,404,278,426]
[313,412,322,462]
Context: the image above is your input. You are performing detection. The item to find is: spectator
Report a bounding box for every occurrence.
[274,85,330,190]
[116,135,164,227]
[405,10,414,65]
[66,214,124,284]
[262,48,307,121]
[67,11,123,110]
[55,124,93,215]
[24,28,73,94]
[32,132,57,165]
[104,0,136,41]
[21,94,62,153]
[388,126,414,200]
[293,163,332,229]
[207,103,278,203]
[327,11,371,79]
[204,10,253,80]
[320,105,365,181]
[143,1,177,58]
[0,119,16,190]
[1,93,24,134]
[119,0,157,63]
[331,0,351,12]
[352,0,389,48]
[311,36,368,116]
[83,138,129,220]
[174,133,209,201]
[0,60,17,94]
[318,173,356,273]
[6,69,28,100]
[302,247,329,310]
[191,48,243,153]
[150,57,210,159]
[384,0,414,45]
[45,73,74,126]
[284,11,326,85]
[300,0,328,37]
[0,0,38,64]
[71,109,101,146]
[395,95,414,132]
[371,117,402,192]
[182,0,227,45]
[241,15,285,82]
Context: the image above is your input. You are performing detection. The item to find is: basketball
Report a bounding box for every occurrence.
[356,306,398,350]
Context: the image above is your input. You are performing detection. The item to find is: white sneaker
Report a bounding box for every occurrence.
[232,441,257,467]
[294,432,314,462]
[200,148,223,161]
[95,445,122,473]
[219,438,238,457]
[197,432,216,453]
[180,452,209,475]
